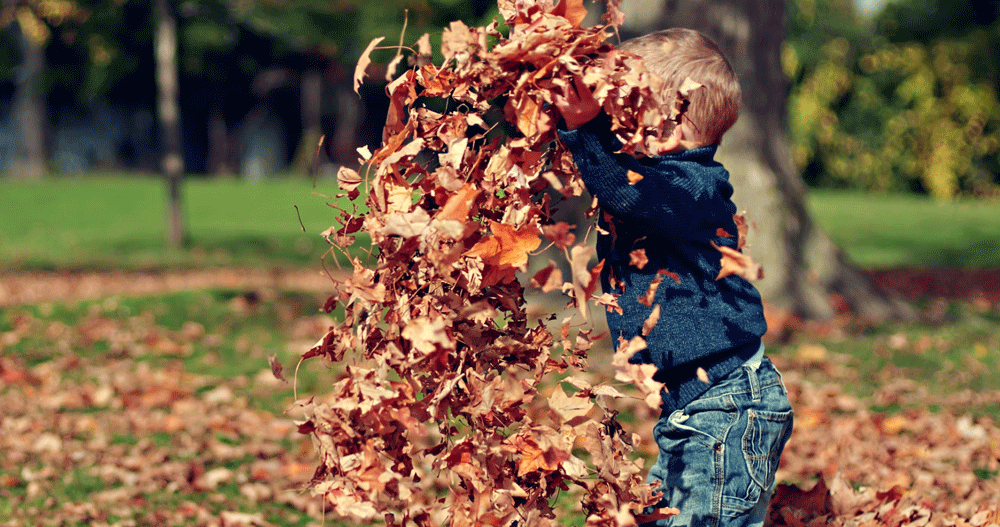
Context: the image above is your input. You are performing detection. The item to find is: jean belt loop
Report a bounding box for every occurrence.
[748,362,761,401]
[744,343,764,401]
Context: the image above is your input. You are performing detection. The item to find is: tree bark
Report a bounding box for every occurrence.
[621,0,912,321]
[154,0,185,248]
[11,19,47,180]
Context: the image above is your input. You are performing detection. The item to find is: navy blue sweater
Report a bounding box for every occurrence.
[559,116,768,415]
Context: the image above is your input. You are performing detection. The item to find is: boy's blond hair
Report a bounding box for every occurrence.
[620,28,741,146]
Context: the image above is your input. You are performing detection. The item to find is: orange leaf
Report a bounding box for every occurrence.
[629,248,648,269]
[712,242,763,281]
[354,37,385,94]
[513,430,569,476]
[436,183,481,222]
[641,304,660,336]
[464,221,541,270]
[733,212,750,250]
[626,170,644,185]
[552,0,588,27]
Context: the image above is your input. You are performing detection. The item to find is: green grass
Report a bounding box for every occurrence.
[1,289,335,413]
[807,189,1000,269]
[769,300,1000,417]
[0,175,362,270]
[2,178,999,271]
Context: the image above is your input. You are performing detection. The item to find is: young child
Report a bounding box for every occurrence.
[554,28,793,527]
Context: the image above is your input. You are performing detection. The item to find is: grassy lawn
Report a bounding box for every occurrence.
[0,176,359,270]
[807,189,1000,269]
[3,178,1000,524]
[1,177,999,271]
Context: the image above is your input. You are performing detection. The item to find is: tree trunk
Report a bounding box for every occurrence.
[292,67,324,175]
[11,19,47,180]
[617,0,913,321]
[154,0,185,248]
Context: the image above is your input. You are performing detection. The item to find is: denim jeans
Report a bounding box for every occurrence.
[642,349,793,527]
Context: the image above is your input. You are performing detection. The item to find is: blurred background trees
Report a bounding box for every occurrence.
[786,0,1000,199]
[0,0,497,180]
[2,0,998,196]
[1,0,998,319]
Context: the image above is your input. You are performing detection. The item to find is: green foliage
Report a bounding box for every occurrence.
[785,0,1000,198]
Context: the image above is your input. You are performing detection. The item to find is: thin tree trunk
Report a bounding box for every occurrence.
[643,0,912,321]
[154,0,185,248]
[11,19,47,179]
[292,68,324,174]
[207,102,231,175]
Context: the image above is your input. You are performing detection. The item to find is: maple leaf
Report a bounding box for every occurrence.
[602,0,626,27]
[512,428,570,476]
[570,246,603,320]
[401,316,452,354]
[354,37,385,94]
[464,221,542,270]
[549,385,594,427]
[629,249,648,270]
[641,305,660,336]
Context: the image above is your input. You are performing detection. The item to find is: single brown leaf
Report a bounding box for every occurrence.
[268,354,287,383]
[354,37,385,94]
[712,242,763,281]
[641,304,660,336]
[542,222,576,249]
[530,261,564,293]
[629,248,648,269]
[436,183,481,222]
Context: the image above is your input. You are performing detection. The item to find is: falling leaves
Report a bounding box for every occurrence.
[712,242,764,281]
[713,213,763,281]
[303,1,706,525]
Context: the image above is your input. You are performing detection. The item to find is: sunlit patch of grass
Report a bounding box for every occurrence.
[770,300,1000,418]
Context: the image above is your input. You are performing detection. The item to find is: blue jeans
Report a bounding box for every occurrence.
[642,350,793,527]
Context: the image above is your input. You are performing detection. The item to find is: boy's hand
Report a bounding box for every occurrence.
[554,75,601,130]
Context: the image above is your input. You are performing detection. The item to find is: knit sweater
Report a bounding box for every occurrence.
[558,116,768,415]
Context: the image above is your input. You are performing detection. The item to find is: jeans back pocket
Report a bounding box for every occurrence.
[742,408,793,492]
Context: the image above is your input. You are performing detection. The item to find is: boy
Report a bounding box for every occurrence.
[554,29,793,527]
